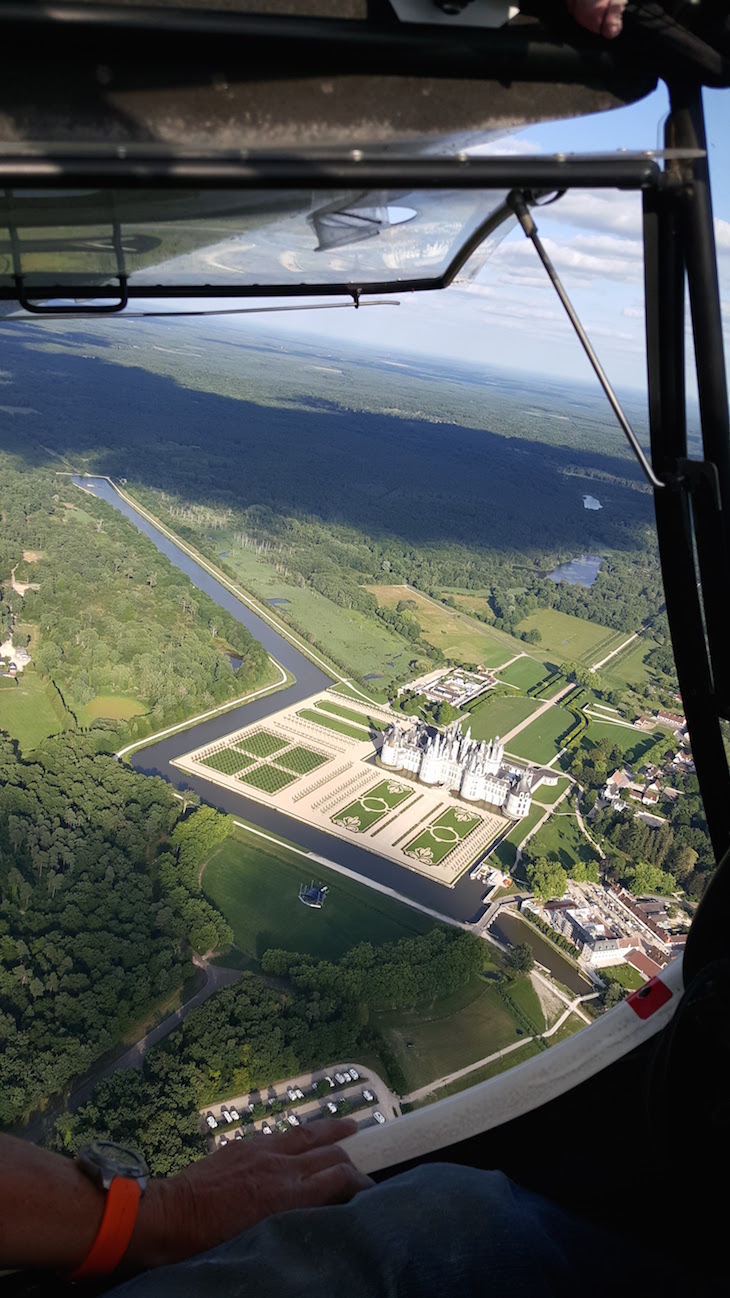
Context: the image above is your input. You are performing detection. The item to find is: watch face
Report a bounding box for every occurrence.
[78,1140,149,1187]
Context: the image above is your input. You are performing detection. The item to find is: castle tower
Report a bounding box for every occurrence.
[505,770,533,820]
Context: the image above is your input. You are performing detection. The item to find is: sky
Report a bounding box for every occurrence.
[229,85,729,394]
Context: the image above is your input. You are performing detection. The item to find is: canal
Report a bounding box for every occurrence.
[74,477,491,924]
[490,911,592,995]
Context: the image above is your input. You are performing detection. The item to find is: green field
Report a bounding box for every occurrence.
[526,803,600,874]
[235,730,289,758]
[314,699,385,731]
[298,709,371,742]
[237,764,297,794]
[603,963,644,990]
[495,657,550,691]
[506,705,576,764]
[202,830,438,963]
[490,802,546,872]
[516,609,623,665]
[580,721,657,763]
[411,1038,546,1106]
[277,745,329,775]
[332,779,413,833]
[0,672,64,750]
[600,636,652,687]
[376,973,544,1093]
[404,805,482,867]
[466,695,540,741]
[202,748,255,775]
[217,540,414,687]
[532,776,570,805]
[85,695,147,720]
[366,584,526,667]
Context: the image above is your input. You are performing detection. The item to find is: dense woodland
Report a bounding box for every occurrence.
[51,929,487,1172]
[0,456,271,737]
[0,323,667,693]
[0,731,234,1129]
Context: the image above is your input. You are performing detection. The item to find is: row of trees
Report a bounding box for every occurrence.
[0,731,234,1129]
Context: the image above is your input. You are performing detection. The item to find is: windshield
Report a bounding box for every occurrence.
[1,88,727,1174]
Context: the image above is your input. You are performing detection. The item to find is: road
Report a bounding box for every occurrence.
[590,631,639,672]
[21,959,242,1144]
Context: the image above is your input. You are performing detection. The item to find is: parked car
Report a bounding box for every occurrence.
[326,1101,338,1114]
[287,1086,297,1101]
[219,1135,229,1146]
[362,1089,374,1103]
[248,1102,255,1113]
[341,1070,353,1083]
[348,1068,360,1081]
[261,1122,272,1135]
[276,1120,289,1134]
[294,1088,304,1100]
[234,1130,244,1141]
[287,1113,300,1127]
[229,1106,240,1121]
[373,1111,386,1125]
[334,1073,346,1085]
[205,1114,218,1129]
[324,1076,335,1089]
[221,1106,234,1124]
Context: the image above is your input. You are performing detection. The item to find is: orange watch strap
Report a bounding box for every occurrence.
[71,1176,142,1280]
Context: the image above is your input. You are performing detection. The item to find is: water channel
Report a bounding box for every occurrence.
[490,911,591,995]
[73,477,490,924]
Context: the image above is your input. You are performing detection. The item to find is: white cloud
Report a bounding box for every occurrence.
[622,306,644,319]
[533,189,642,238]
[489,234,642,286]
[716,218,730,253]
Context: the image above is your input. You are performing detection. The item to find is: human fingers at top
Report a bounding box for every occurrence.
[566,0,628,39]
[271,1117,358,1156]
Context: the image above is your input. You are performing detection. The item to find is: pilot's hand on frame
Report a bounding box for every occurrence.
[566,0,628,39]
[125,1119,373,1273]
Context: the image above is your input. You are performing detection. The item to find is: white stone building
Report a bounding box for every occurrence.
[380,720,533,819]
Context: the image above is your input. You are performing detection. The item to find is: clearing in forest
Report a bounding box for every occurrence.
[366,584,526,666]
[515,609,625,666]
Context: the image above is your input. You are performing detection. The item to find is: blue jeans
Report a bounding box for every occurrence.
[110,1164,706,1297]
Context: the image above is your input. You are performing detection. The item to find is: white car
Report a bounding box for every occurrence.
[294,1088,304,1100]
[334,1073,346,1085]
[324,1076,335,1089]
[262,1122,272,1135]
[248,1103,255,1113]
[287,1113,300,1127]
[234,1130,244,1140]
[221,1107,234,1124]
[219,1135,229,1146]
[326,1101,338,1114]
[373,1111,386,1125]
[229,1106,240,1122]
[348,1068,360,1081]
[341,1071,353,1083]
[205,1114,218,1129]
[287,1086,297,1101]
[362,1089,374,1103]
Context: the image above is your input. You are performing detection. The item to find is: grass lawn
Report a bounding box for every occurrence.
[447,593,495,621]
[580,721,657,763]
[516,609,623,665]
[533,776,571,805]
[236,730,289,757]
[404,805,482,866]
[219,540,413,686]
[603,963,645,990]
[600,636,652,687]
[366,584,526,667]
[314,699,384,731]
[526,804,600,874]
[0,672,64,750]
[495,657,550,691]
[298,709,371,742]
[411,1038,546,1105]
[276,745,329,775]
[376,973,535,1093]
[545,1013,588,1045]
[333,779,413,832]
[202,832,438,963]
[202,748,255,775]
[466,695,540,740]
[506,705,576,764]
[238,764,298,794]
[85,695,147,720]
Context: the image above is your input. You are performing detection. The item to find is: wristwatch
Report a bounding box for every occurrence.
[71,1140,149,1280]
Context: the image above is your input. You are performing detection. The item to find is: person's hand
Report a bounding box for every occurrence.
[125,1119,373,1272]
[566,0,628,39]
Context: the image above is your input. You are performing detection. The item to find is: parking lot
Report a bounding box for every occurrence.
[201,1063,397,1147]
